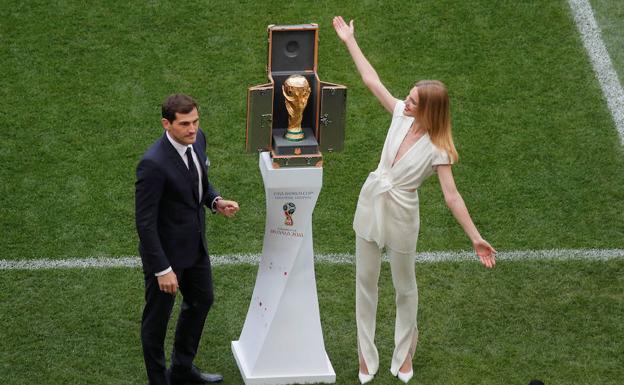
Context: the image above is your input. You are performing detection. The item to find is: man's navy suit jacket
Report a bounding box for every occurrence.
[135,129,219,275]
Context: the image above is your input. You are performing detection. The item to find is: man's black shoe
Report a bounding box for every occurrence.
[169,365,223,384]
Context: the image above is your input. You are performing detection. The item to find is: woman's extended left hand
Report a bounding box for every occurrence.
[474,239,496,268]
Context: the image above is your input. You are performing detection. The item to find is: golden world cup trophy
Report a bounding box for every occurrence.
[282,75,311,141]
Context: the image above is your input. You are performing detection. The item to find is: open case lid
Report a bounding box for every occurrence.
[267,24,318,73]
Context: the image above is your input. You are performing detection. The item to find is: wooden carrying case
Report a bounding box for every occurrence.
[245,24,347,167]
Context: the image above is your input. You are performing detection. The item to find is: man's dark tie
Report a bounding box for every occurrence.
[186,147,199,203]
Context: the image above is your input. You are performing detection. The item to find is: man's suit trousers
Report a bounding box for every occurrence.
[141,255,214,385]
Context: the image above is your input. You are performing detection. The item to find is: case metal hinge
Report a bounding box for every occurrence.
[261,114,273,128]
[320,113,331,126]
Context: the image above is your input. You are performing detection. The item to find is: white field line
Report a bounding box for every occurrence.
[1,249,623,270]
[569,0,624,144]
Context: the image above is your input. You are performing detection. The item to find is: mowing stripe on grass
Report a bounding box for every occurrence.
[1,249,623,270]
[568,0,624,144]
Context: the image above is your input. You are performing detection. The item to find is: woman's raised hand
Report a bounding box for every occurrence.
[333,16,354,43]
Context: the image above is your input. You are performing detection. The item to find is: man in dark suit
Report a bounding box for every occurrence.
[135,94,239,385]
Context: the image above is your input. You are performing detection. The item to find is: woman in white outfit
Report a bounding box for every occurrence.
[332,16,497,384]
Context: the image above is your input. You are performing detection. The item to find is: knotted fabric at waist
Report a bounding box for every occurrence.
[354,170,420,252]
[364,171,394,196]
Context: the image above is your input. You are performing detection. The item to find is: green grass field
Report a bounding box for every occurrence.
[2,0,624,259]
[1,0,623,384]
[2,260,623,385]
[591,0,624,84]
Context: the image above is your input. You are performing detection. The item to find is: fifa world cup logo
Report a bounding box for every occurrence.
[282,75,311,141]
[283,202,296,226]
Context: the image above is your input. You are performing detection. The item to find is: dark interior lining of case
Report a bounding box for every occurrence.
[270,29,316,72]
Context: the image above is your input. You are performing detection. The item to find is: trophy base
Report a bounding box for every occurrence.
[272,128,319,155]
[270,150,323,168]
[284,130,305,141]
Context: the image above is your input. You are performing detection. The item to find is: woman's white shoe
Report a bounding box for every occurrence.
[397,369,413,383]
[358,371,374,384]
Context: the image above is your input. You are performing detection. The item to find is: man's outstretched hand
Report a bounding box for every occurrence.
[216,199,239,218]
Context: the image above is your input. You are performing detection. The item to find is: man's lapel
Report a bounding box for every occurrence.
[161,135,189,179]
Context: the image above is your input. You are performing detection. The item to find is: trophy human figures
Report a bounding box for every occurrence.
[282,75,311,141]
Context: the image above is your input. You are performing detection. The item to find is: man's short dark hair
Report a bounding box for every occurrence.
[161,94,198,123]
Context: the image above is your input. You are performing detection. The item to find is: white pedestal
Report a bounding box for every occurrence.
[232,152,335,385]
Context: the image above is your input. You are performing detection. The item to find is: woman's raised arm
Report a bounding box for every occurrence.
[333,16,397,114]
